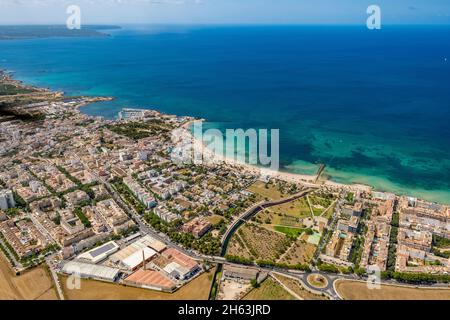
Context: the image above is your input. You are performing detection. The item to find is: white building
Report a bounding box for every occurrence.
[0,189,15,211]
[110,235,166,269]
[163,261,191,280]
[61,261,120,282]
[121,247,157,270]
[29,180,42,193]
[123,176,157,209]
[119,152,133,162]
[154,206,181,223]
[118,108,145,121]
[77,241,120,264]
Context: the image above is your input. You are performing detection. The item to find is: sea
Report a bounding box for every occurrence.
[1,24,450,203]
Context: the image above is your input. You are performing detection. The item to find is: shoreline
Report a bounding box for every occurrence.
[3,70,449,205]
[181,120,423,202]
[181,120,321,185]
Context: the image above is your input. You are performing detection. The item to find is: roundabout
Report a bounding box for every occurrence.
[307,273,329,289]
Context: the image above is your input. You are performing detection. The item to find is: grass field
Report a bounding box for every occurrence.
[336,280,450,300]
[242,277,296,300]
[255,200,311,229]
[256,210,303,229]
[60,269,215,300]
[278,214,302,227]
[206,214,224,226]
[273,226,304,238]
[246,181,286,201]
[322,203,336,219]
[269,198,312,218]
[308,194,333,208]
[106,121,172,141]
[272,274,328,300]
[0,253,58,300]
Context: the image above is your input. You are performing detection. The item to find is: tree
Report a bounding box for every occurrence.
[250,278,260,288]
[74,207,91,228]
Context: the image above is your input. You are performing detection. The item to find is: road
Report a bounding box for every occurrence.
[27,212,58,244]
[312,199,342,264]
[99,180,349,299]
[101,178,203,260]
[0,237,22,269]
[46,254,65,300]
[99,178,450,301]
[221,188,316,253]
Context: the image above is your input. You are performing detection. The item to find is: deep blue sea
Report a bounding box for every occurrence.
[1,25,450,203]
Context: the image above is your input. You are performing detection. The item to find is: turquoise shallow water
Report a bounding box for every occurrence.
[1,25,450,203]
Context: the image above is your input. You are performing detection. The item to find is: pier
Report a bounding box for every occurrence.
[315,163,326,184]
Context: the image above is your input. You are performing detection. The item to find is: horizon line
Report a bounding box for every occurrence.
[1,22,450,27]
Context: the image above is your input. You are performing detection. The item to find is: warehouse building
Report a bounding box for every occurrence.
[161,247,200,280]
[222,265,259,281]
[76,241,120,264]
[124,269,176,292]
[61,261,120,282]
[163,261,192,280]
[110,235,166,266]
[121,247,157,270]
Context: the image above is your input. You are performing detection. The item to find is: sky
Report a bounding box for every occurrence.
[0,0,449,25]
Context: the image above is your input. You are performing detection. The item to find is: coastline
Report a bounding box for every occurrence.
[2,70,449,205]
[181,120,448,204]
[182,119,372,193]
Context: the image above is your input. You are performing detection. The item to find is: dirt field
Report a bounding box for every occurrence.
[247,181,287,201]
[242,277,295,300]
[236,223,292,261]
[272,274,328,300]
[60,269,215,300]
[0,253,58,300]
[256,211,303,230]
[336,280,450,300]
[218,279,252,300]
[269,198,312,218]
[254,199,312,231]
[226,235,254,259]
[307,274,328,289]
[278,238,317,265]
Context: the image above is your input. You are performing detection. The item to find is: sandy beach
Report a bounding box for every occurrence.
[181,119,335,186]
